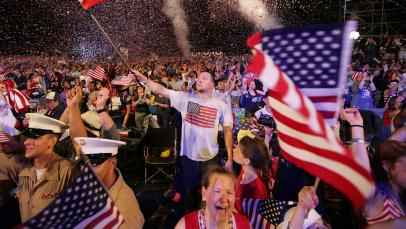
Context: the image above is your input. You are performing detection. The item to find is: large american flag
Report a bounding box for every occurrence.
[79,0,105,10]
[7,88,30,113]
[185,102,217,128]
[246,21,375,209]
[87,66,105,81]
[242,198,295,229]
[21,165,124,229]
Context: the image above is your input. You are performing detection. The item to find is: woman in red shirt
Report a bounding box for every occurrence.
[233,135,270,214]
[175,166,250,229]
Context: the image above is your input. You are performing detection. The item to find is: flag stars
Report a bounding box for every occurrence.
[327,80,336,85]
[322,50,331,55]
[307,50,316,56]
[308,37,317,43]
[286,46,295,51]
[307,63,316,68]
[300,57,308,62]
[316,31,326,36]
[313,80,322,85]
[323,36,333,42]
[331,43,340,49]
[280,40,288,46]
[315,57,323,62]
[267,42,275,48]
[315,44,324,49]
[293,38,302,44]
[315,69,323,74]
[274,47,282,53]
[300,44,309,50]
[306,76,315,80]
[329,56,338,61]
[300,70,309,75]
[287,33,295,38]
[332,29,341,35]
[273,35,282,40]
[321,63,331,68]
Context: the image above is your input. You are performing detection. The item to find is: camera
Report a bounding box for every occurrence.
[257,115,276,128]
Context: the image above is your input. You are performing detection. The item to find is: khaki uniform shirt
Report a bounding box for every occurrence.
[0,153,30,183]
[17,154,79,223]
[110,169,144,229]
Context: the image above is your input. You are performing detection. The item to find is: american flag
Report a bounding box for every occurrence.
[79,0,105,10]
[242,198,295,229]
[352,71,363,81]
[7,88,30,113]
[185,102,217,128]
[246,21,375,209]
[0,74,5,82]
[0,131,10,143]
[21,165,124,229]
[87,66,105,81]
[111,75,134,86]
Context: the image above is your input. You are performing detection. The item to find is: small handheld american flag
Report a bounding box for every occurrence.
[86,66,105,82]
[21,165,124,229]
[242,198,296,229]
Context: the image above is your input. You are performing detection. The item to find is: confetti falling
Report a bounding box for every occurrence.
[0,0,341,59]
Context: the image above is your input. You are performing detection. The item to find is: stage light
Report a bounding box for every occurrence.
[349,31,360,40]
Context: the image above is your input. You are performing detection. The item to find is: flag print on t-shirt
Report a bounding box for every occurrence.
[185,102,217,128]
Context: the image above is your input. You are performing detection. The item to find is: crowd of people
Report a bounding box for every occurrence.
[0,35,405,229]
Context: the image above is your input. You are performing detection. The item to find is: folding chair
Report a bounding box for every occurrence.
[143,128,177,184]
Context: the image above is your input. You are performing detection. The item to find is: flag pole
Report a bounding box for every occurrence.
[78,2,141,85]
[314,177,320,190]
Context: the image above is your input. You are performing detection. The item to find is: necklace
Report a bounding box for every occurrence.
[198,207,234,229]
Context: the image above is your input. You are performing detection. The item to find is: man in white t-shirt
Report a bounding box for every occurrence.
[133,69,234,211]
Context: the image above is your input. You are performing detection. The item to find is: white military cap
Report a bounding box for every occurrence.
[74,137,126,165]
[24,113,68,137]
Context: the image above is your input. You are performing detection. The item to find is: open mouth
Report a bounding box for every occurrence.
[215,205,228,213]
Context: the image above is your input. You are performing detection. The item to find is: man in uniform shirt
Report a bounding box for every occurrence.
[75,137,145,229]
[17,113,79,222]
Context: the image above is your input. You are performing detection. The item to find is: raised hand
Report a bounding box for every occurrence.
[96,87,110,110]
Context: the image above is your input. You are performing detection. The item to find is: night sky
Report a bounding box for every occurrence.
[3,0,393,59]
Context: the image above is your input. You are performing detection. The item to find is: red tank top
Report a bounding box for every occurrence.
[184,210,250,229]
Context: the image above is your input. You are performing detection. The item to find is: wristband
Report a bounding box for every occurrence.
[97,107,108,113]
[351,138,365,143]
[350,125,364,128]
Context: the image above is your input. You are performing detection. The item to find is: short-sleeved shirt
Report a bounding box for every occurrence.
[17,154,79,222]
[109,169,144,229]
[254,106,273,120]
[169,90,233,161]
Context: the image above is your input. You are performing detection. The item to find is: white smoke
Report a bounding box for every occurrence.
[236,0,281,30]
[163,0,191,57]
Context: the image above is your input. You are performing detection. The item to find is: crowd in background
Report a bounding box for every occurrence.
[0,35,405,229]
